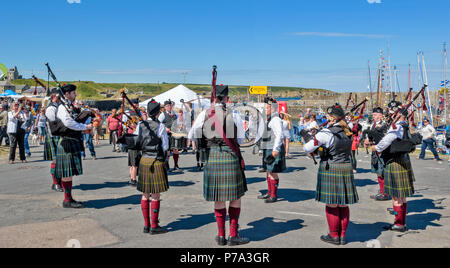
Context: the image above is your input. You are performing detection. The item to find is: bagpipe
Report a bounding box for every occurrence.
[45,63,95,124]
[117,89,145,147]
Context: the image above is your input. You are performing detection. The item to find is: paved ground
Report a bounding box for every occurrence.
[0,141,449,248]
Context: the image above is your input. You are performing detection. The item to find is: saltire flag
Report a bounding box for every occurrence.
[441,80,450,87]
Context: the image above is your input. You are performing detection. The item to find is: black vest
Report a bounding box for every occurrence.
[381,122,411,164]
[138,120,165,161]
[201,108,238,148]
[162,111,177,129]
[320,125,352,163]
[50,105,83,139]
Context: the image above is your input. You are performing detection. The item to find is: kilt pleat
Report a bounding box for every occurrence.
[44,135,60,161]
[316,162,359,205]
[371,153,384,175]
[383,158,415,198]
[137,157,169,194]
[262,145,287,173]
[203,146,247,202]
[54,138,83,179]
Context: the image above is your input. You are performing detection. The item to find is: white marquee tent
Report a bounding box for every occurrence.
[139,84,210,109]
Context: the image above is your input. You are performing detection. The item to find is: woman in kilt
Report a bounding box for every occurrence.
[304,104,359,246]
[371,105,415,232]
[190,85,249,246]
[121,99,169,235]
[44,92,62,192]
[54,84,93,209]
[258,97,286,203]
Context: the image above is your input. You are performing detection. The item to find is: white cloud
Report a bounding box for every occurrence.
[367,0,382,3]
[291,32,392,39]
[67,0,81,4]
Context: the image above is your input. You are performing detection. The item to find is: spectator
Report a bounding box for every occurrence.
[93,109,103,145]
[419,119,442,163]
[0,105,10,146]
[34,108,47,144]
[22,106,34,157]
[81,115,97,160]
[7,102,27,164]
[280,112,292,158]
[107,109,122,152]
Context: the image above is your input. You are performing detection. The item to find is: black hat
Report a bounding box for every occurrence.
[388,100,402,110]
[147,99,161,117]
[164,99,173,106]
[264,96,277,104]
[216,85,229,98]
[61,84,76,94]
[372,107,384,114]
[131,98,139,104]
[50,87,59,95]
[327,103,345,119]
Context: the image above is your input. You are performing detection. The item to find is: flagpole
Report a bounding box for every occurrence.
[444,42,448,137]
[422,52,433,126]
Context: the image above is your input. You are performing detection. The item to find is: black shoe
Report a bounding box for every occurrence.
[340,236,346,245]
[375,194,390,201]
[264,197,277,203]
[258,168,266,173]
[51,184,63,192]
[62,200,84,209]
[320,234,341,245]
[383,224,407,232]
[227,236,250,246]
[129,180,137,186]
[215,236,227,246]
[173,165,181,171]
[257,193,270,200]
[69,198,83,205]
[143,226,150,233]
[150,226,168,235]
[112,149,116,152]
[387,208,396,215]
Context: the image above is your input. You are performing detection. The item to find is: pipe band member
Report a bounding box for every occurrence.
[159,100,181,171]
[54,84,93,209]
[190,85,249,246]
[121,99,170,234]
[371,103,415,233]
[258,97,286,203]
[363,107,390,201]
[44,89,62,192]
[304,103,359,246]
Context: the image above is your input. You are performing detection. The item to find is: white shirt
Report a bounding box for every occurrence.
[133,119,169,152]
[375,122,405,152]
[420,124,436,140]
[45,105,58,122]
[7,111,26,133]
[267,116,284,152]
[189,105,245,145]
[56,105,87,131]
[303,124,337,153]
[305,120,318,131]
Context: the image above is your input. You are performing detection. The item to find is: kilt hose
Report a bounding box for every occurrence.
[54,137,83,179]
[128,149,141,167]
[262,145,287,173]
[137,157,169,194]
[203,146,247,202]
[316,161,359,205]
[44,135,60,161]
[383,158,415,199]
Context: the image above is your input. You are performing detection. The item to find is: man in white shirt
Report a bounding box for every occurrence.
[7,102,27,164]
[419,119,442,162]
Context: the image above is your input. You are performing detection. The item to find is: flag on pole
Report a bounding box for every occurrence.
[0,63,8,80]
[441,80,449,87]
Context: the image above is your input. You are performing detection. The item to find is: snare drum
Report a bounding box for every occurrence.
[170,133,187,150]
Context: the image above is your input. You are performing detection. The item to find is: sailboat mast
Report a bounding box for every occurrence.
[444,43,448,136]
[368,60,374,111]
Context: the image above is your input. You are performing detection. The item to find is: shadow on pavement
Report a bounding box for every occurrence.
[83,194,141,209]
[405,212,443,231]
[407,198,446,214]
[74,181,130,191]
[169,180,196,187]
[354,179,378,187]
[97,156,126,160]
[355,168,372,174]
[165,213,215,232]
[256,189,315,203]
[246,177,266,185]
[239,217,305,242]
[284,167,306,173]
[347,221,389,243]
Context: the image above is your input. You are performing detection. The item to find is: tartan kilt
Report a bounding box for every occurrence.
[44,135,60,161]
[128,149,141,167]
[54,137,83,179]
[137,157,169,194]
[316,162,359,205]
[262,145,287,173]
[383,158,415,198]
[371,153,384,176]
[203,146,247,202]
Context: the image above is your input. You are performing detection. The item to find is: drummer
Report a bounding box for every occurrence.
[158,100,181,171]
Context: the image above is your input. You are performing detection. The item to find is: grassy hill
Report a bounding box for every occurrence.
[11,79,334,100]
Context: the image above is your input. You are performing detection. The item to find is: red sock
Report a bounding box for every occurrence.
[270,179,279,198]
[378,176,385,194]
[266,177,271,196]
[214,208,227,237]
[394,206,403,226]
[50,163,57,185]
[402,203,408,226]
[141,199,150,227]
[339,207,350,238]
[325,206,340,238]
[173,153,179,167]
[61,181,72,202]
[228,207,241,238]
[151,200,161,228]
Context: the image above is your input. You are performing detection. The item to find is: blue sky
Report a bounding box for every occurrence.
[1,0,449,92]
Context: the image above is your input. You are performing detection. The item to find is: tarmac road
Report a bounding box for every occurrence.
[0,141,449,248]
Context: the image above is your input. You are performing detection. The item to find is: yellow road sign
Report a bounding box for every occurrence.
[249,86,268,95]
